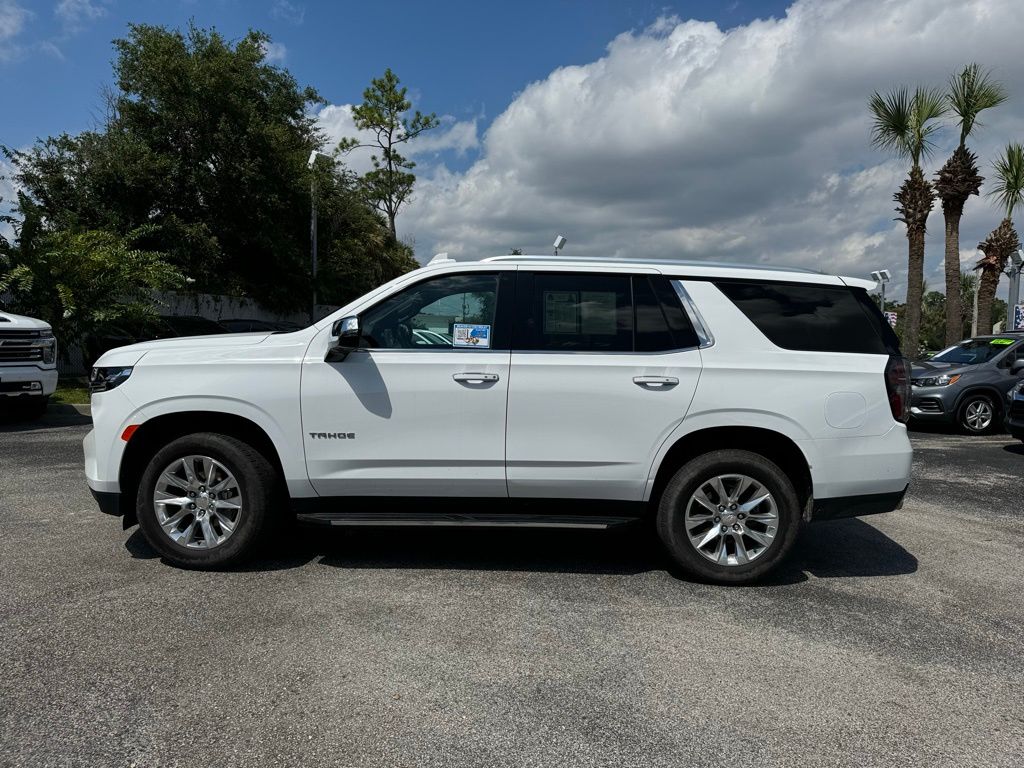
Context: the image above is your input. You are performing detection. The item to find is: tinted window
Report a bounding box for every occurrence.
[361,273,500,349]
[634,276,700,351]
[517,273,632,352]
[714,280,890,354]
[931,338,1017,365]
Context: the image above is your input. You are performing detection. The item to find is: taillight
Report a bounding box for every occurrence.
[885,354,911,423]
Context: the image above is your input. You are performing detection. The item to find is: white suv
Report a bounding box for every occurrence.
[84,257,913,583]
[0,310,58,415]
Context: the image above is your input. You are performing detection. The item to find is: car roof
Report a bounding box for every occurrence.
[450,255,874,289]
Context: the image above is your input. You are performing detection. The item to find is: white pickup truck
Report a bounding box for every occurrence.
[0,310,58,415]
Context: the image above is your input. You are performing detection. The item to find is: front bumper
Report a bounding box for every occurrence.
[0,366,58,398]
[909,385,957,422]
[1005,390,1024,438]
[90,487,122,516]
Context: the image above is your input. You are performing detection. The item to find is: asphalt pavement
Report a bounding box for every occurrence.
[1,412,1021,767]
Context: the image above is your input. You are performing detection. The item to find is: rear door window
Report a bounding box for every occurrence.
[515,273,633,352]
[713,280,892,354]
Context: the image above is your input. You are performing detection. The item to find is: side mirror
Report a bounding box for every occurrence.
[325,316,360,362]
[1012,359,1024,376]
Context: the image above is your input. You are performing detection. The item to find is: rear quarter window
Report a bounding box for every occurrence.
[713,280,894,354]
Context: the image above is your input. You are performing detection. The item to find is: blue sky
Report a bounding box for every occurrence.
[1,0,787,155]
[4,0,1024,303]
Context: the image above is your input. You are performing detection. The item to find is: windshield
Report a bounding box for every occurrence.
[930,338,1016,365]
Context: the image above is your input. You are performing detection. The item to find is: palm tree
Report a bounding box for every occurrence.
[976,143,1024,334]
[935,65,1007,346]
[869,86,948,357]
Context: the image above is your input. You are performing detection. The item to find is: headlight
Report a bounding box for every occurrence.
[915,373,961,387]
[89,366,133,393]
[41,337,56,365]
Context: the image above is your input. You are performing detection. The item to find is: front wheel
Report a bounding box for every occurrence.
[656,450,801,584]
[136,432,278,568]
[958,394,997,435]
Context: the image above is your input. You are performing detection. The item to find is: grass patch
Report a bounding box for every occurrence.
[52,383,91,405]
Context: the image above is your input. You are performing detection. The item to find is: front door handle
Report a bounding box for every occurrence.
[453,372,499,384]
[633,375,678,388]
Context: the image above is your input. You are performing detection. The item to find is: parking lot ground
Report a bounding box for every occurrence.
[1,415,1022,768]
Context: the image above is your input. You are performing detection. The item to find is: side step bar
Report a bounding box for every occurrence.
[296,512,639,530]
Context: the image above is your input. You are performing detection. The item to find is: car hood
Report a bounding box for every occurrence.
[94,332,271,367]
[911,360,974,378]
[0,310,52,332]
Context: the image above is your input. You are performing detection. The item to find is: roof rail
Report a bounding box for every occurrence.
[480,255,822,274]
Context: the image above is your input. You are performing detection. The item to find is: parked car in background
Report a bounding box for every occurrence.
[1005,380,1024,442]
[910,333,1024,434]
[159,316,230,337]
[84,316,229,369]
[0,310,58,416]
[221,318,305,333]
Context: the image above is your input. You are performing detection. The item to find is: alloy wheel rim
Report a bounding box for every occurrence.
[965,401,993,431]
[683,473,778,566]
[153,455,243,549]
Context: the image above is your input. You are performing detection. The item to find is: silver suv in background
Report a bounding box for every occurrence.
[910,334,1024,434]
[0,310,58,416]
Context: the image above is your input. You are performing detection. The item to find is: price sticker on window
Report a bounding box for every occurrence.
[453,324,491,348]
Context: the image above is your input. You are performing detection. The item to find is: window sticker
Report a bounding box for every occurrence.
[991,338,1014,345]
[453,323,491,348]
[544,291,579,333]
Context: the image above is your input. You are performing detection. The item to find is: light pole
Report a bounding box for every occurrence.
[553,234,567,256]
[870,269,891,313]
[972,258,984,335]
[307,150,331,323]
[1007,249,1023,330]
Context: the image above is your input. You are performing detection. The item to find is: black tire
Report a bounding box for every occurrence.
[135,432,279,569]
[957,393,998,435]
[656,450,801,585]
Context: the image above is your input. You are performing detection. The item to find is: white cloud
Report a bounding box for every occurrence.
[0,0,30,60]
[397,0,1024,303]
[54,0,105,33]
[0,155,20,243]
[261,40,286,64]
[270,0,304,25]
[314,104,479,174]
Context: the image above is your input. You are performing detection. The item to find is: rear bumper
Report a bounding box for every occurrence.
[801,424,913,500]
[812,486,907,521]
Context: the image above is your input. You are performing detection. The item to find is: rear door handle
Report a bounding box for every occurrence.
[633,376,678,388]
[453,372,499,384]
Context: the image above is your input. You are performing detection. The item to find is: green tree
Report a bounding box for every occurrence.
[0,194,183,354]
[338,68,440,238]
[312,164,419,305]
[869,86,947,357]
[935,64,1007,346]
[5,24,415,311]
[977,143,1024,334]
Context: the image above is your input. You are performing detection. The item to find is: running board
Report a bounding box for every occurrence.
[295,512,639,530]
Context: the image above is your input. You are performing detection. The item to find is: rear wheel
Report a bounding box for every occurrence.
[136,432,278,568]
[656,450,801,584]
[958,394,997,435]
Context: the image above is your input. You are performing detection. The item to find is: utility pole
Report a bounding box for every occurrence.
[307,150,330,324]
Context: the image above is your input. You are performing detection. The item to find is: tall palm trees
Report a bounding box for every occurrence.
[976,143,1024,334]
[869,87,947,357]
[935,65,1007,345]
